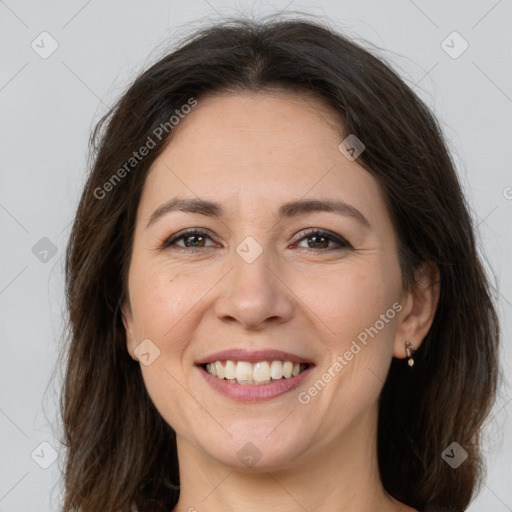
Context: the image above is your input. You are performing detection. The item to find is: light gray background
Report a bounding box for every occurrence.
[0,1,511,510]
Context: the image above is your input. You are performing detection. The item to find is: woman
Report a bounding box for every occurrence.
[61,15,500,512]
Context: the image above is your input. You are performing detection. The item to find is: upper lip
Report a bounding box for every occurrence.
[195,349,314,365]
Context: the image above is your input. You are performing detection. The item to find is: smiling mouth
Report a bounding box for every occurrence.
[201,360,311,385]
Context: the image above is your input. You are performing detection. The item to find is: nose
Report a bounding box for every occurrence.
[213,246,295,331]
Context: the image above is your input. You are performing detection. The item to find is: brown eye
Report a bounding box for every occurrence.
[181,234,206,247]
[162,229,216,250]
[294,229,352,251]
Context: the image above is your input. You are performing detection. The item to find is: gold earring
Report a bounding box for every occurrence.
[405,341,415,367]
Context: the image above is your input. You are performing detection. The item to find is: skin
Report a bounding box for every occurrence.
[122,91,439,512]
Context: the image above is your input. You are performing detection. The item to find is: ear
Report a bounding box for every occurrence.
[393,261,440,359]
[121,300,138,361]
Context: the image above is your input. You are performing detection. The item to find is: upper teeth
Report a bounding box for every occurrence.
[205,360,307,384]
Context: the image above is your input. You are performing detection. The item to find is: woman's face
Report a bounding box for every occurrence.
[122,91,414,470]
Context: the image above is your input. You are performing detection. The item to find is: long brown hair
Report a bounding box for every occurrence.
[61,14,500,512]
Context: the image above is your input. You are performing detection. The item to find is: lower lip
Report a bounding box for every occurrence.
[197,365,314,402]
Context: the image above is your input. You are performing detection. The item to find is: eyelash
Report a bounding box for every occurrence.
[161,228,353,252]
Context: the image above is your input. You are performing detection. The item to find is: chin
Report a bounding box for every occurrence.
[195,429,309,471]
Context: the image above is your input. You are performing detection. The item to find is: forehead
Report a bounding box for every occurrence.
[139,91,386,223]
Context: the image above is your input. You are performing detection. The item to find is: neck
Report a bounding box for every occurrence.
[171,406,410,512]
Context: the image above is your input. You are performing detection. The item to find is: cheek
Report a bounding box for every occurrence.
[139,363,207,439]
[129,262,213,430]
[296,269,399,423]
[299,258,401,406]
[128,259,210,342]
[300,261,399,342]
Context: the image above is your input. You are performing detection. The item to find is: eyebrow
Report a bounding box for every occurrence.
[146,197,371,229]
